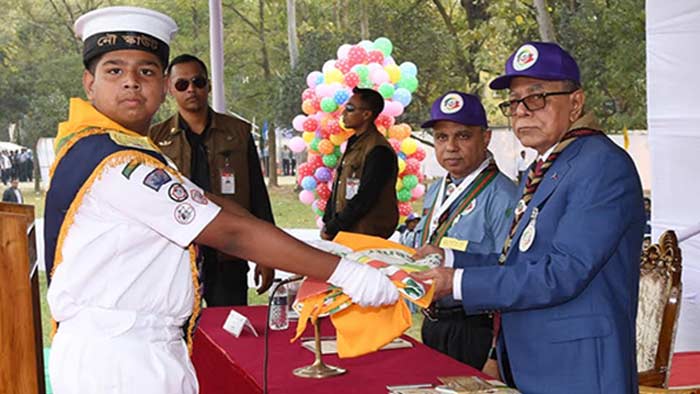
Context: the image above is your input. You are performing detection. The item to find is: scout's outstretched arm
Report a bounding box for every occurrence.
[195,210,399,307]
[205,192,275,294]
[205,192,254,218]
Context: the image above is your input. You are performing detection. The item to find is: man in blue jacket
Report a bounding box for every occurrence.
[415,42,645,394]
[413,91,518,374]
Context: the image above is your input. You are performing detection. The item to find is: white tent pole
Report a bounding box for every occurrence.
[209,0,226,112]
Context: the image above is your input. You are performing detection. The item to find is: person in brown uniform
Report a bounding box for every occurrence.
[150,54,274,306]
[321,87,399,240]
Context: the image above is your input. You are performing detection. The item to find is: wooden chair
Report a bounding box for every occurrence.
[636,230,686,392]
[0,202,45,394]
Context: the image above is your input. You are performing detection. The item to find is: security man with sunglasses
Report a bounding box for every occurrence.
[414,42,645,393]
[321,87,399,240]
[150,54,275,306]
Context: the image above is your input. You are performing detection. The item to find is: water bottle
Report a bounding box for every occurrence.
[269,279,289,330]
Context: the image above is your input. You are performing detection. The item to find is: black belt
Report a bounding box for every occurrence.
[422,304,495,324]
[422,305,466,321]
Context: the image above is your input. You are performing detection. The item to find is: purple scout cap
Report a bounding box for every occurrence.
[489,42,580,90]
[421,91,488,129]
[406,213,420,222]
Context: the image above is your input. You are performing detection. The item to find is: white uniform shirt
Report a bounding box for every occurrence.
[48,161,221,327]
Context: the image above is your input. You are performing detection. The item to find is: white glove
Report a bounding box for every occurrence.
[327,257,399,307]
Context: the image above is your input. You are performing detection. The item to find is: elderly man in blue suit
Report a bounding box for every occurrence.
[415,42,645,394]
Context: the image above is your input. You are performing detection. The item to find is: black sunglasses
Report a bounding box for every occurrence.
[498,90,577,117]
[344,103,369,113]
[174,77,208,92]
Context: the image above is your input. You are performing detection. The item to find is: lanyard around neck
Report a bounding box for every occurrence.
[427,156,492,240]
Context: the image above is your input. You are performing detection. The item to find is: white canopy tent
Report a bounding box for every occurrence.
[647,0,700,352]
[0,141,27,151]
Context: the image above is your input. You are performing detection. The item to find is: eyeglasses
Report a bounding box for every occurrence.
[344,103,369,113]
[174,77,208,92]
[498,90,577,117]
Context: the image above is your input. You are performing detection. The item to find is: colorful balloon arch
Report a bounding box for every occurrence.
[287,37,426,228]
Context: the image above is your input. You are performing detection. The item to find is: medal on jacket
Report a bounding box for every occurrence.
[519,207,539,252]
[220,157,235,194]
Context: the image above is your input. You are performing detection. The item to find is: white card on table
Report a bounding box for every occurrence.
[222,309,258,337]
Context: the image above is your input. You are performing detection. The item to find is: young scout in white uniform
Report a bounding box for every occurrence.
[45,7,398,394]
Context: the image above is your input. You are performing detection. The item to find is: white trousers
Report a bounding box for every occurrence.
[49,307,198,394]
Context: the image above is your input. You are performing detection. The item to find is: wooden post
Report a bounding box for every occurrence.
[0,202,45,394]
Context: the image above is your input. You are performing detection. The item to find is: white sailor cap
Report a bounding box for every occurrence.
[74,6,178,68]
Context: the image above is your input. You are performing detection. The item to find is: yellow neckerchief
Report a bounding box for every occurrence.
[292,232,435,358]
[49,98,201,355]
[55,98,144,149]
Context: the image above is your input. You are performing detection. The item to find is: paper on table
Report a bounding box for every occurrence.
[302,337,413,355]
[437,376,521,393]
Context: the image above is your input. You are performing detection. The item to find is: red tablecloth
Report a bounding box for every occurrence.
[669,351,700,388]
[192,306,489,394]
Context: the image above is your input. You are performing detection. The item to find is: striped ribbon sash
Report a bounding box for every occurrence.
[498,128,602,264]
[420,162,499,246]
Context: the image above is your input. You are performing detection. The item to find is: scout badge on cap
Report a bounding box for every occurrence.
[421,91,488,129]
[439,93,464,114]
[490,41,580,90]
[74,6,178,68]
[512,44,539,71]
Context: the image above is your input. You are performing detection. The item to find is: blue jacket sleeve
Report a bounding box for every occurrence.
[455,149,644,313]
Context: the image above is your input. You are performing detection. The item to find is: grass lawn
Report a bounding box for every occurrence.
[30,181,426,349]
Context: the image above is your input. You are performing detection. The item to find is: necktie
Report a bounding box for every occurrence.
[499,128,602,263]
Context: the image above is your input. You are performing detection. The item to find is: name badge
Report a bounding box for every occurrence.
[223,309,258,338]
[221,169,235,194]
[439,237,469,252]
[346,178,360,199]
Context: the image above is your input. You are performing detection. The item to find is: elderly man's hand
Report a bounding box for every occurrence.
[412,267,455,299]
[411,245,445,262]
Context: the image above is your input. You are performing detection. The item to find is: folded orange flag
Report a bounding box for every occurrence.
[291,232,436,358]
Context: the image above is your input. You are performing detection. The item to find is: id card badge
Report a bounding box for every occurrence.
[345,177,360,199]
[220,168,235,194]
[439,237,469,252]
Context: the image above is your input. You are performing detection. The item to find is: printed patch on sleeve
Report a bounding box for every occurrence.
[174,203,196,225]
[121,159,142,179]
[168,183,189,202]
[190,189,209,205]
[143,168,172,192]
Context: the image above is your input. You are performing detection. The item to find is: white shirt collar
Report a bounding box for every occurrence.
[538,144,557,162]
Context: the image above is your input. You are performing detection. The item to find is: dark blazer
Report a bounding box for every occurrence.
[454,120,645,394]
[2,187,21,203]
